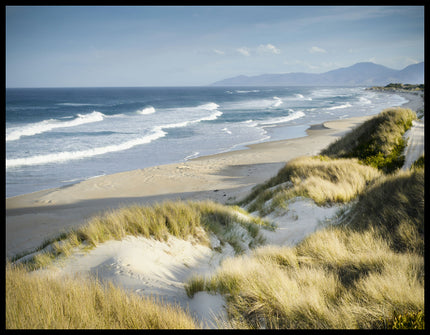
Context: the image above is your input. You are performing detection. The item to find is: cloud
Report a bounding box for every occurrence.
[258,43,281,54]
[213,49,225,55]
[309,46,327,54]
[236,47,250,56]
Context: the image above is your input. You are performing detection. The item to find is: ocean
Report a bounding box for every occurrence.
[6,86,407,198]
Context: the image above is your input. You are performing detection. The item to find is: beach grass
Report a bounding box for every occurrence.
[339,168,424,255]
[321,107,416,173]
[185,167,424,329]
[13,200,272,270]
[238,155,381,215]
[5,262,199,329]
[411,154,424,170]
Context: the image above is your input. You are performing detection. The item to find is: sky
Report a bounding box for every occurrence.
[5,5,425,87]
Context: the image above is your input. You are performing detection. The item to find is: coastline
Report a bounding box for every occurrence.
[5,90,423,259]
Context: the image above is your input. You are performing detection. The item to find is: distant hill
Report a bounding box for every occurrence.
[211,62,424,86]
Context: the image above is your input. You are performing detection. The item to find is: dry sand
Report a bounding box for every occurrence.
[5,91,424,328]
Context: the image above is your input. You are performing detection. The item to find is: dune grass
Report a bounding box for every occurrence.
[186,168,424,329]
[13,200,273,271]
[5,262,199,329]
[239,155,381,215]
[321,107,416,173]
[411,154,424,170]
[339,168,424,255]
[186,236,423,329]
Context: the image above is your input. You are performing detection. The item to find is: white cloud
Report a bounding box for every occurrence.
[309,46,327,54]
[213,49,225,55]
[236,47,250,56]
[258,43,281,54]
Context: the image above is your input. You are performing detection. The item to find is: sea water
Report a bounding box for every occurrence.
[6,86,407,198]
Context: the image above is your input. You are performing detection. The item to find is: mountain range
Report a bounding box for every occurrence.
[211,62,424,86]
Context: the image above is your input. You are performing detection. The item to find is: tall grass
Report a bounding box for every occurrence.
[239,156,381,215]
[186,169,424,329]
[321,107,416,173]
[186,235,423,328]
[339,168,424,254]
[14,200,272,270]
[6,262,199,329]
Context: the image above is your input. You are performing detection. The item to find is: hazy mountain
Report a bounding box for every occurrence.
[211,62,424,86]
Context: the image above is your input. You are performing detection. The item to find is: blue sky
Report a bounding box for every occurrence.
[6,6,424,87]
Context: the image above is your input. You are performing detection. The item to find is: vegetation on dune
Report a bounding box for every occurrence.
[339,168,424,255]
[6,262,199,329]
[14,200,272,270]
[185,108,424,329]
[186,169,424,329]
[238,155,381,215]
[321,107,416,173]
[411,154,425,170]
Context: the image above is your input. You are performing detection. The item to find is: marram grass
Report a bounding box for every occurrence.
[15,200,272,270]
[6,262,199,329]
[187,168,424,329]
[240,155,381,215]
[186,228,423,329]
[321,107,416,173]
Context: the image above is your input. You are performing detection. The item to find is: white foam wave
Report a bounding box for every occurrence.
[236,90,260,93]
[272,96,283,108]
[6,129,166,169]
[6,102,223,168]
[136,106,156,115]
[359,97,371,105]
[199,102,220,111]
[326,102,352,110]
[159,109,223,130]
[57,103,102,107]
[241,119,258,127]
[184,152,200,160]
[222,128,232,135]
[259,110,305,126]
[6,111,105,141]
[295,94,304,99]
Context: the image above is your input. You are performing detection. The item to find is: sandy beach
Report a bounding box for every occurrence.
[6,91,423,259]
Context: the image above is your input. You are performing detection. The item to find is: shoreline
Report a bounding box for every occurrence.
[6,91,423,259]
